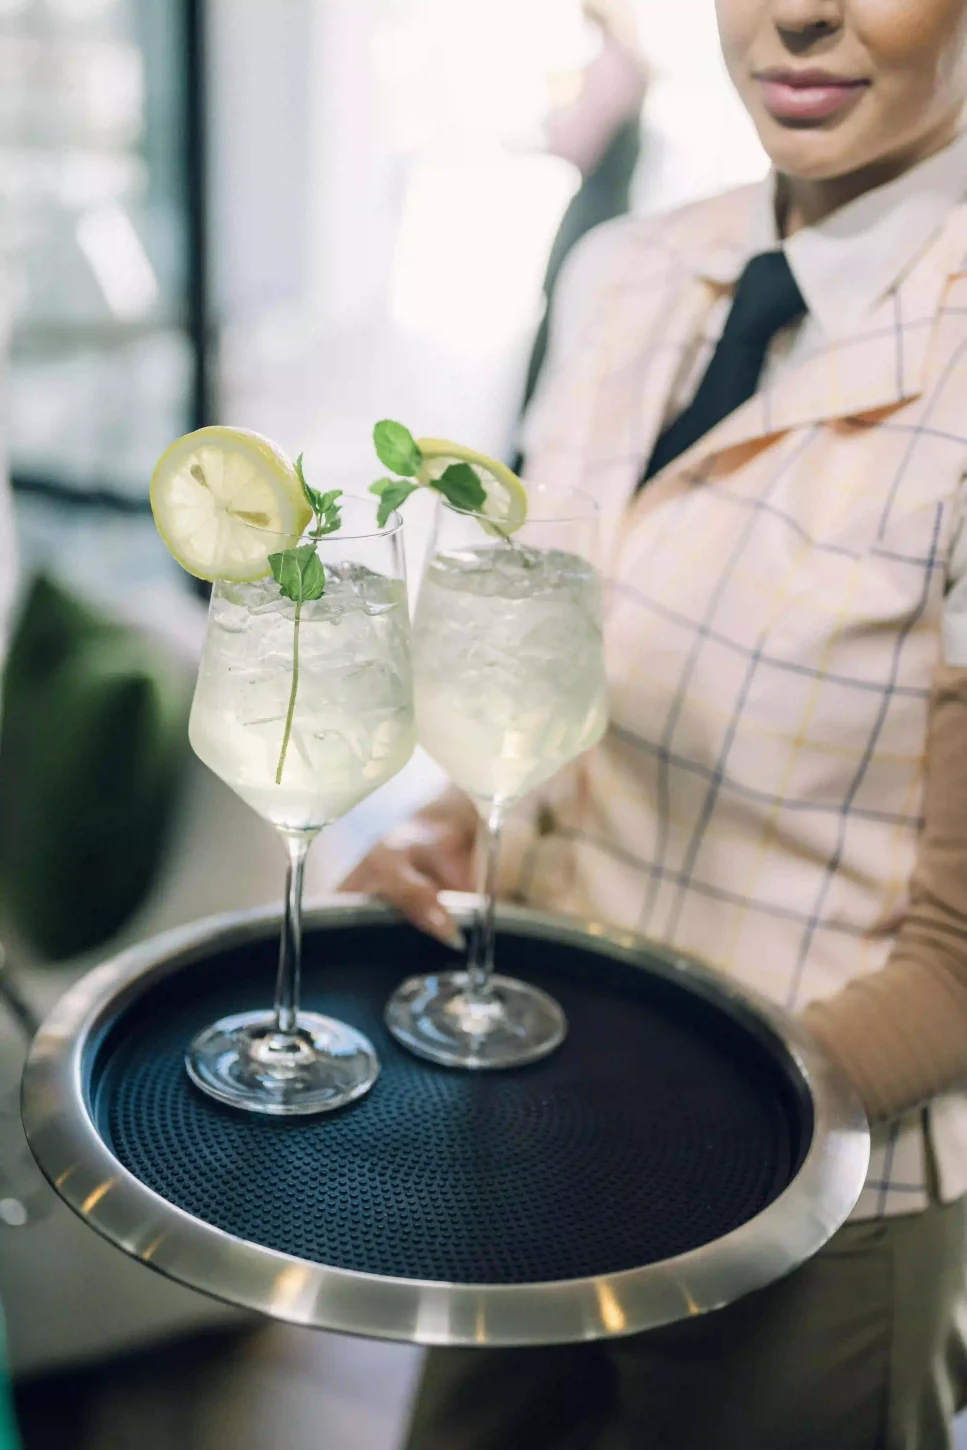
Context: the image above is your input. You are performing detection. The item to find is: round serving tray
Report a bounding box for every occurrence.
[22,897,869,1347]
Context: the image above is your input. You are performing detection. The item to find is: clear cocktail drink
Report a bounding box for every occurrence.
[386,485,607,1071]
[413,545,606,808]
[190,566,414,831]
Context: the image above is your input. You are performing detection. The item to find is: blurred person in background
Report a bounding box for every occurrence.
[514,0,649,441]
[0,255,22,1447]
[346,0,967,1444]
[0,482,14,668]
[0,463,21,1450]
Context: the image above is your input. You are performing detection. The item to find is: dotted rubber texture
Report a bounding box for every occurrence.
[90,923,811,1286]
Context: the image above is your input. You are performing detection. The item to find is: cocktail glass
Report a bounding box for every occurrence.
[385,485,606,1068]
[186,496,414,1114]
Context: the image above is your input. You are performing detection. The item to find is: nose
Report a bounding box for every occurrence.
[769,0,843,55]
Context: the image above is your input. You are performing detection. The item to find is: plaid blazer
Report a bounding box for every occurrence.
[509,181,967,1218]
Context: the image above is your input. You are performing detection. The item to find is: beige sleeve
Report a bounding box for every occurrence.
[803,665,967,1122]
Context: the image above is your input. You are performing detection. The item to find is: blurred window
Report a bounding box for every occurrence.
[3,0,768,616]
[2,0,203,609]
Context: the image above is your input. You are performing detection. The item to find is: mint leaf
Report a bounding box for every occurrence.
[295,453,323,513]
[269,544,326,603]
[373,420,422,477]
[313,490,342,536]
[295,454,342,537]
[369,478,417,527]
[432,462,486,513]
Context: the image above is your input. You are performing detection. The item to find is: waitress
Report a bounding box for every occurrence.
[344,0,967,1445]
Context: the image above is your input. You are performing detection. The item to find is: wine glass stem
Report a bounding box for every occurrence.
[467,806,503,1000]
[273,829,316,1035]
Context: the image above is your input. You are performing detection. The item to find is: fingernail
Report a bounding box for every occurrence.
[427,907,466,952]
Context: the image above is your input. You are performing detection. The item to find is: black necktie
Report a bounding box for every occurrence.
[642,249,806,484]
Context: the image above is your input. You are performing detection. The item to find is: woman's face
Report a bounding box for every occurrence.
[717,0,967,180]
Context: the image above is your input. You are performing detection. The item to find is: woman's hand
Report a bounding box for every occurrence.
[339,789,477,949]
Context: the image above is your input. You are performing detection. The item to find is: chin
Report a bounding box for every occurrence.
[753,117,874,182]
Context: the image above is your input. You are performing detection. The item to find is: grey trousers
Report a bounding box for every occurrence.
[404,1195,967,1450]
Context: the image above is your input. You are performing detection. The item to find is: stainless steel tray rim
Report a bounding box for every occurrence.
[22,897,870,1347]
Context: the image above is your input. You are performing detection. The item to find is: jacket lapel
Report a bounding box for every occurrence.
[577,189,764,560]
[581,272,710,495]
[630,199,967,495]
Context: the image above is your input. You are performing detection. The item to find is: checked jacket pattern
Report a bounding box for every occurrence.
[502,182,967,1218]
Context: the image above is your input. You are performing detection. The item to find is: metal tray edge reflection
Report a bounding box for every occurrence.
[21,896,870,1348]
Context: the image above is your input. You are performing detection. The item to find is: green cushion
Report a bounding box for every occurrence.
[0,1312,19,1450]
[0,574,191,960]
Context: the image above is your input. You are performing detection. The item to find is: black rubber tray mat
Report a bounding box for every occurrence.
[88,922,811,1286]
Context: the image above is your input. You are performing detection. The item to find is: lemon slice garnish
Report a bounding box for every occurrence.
[416,438,528,535]
[150,426,311,582]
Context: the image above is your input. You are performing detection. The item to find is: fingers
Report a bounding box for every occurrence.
[384,857,468,950]
[338,846,466,951]
[411,834,476,893]
[337,796,478,949]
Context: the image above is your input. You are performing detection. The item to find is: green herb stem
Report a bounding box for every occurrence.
[275,598,302,785]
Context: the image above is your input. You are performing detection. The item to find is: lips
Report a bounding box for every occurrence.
[754,68,870,124]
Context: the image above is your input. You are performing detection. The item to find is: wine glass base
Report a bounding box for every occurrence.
[385,971,567,1070]
[185,1010,380,1116]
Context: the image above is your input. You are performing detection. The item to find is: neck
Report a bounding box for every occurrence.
[778,115,962,237]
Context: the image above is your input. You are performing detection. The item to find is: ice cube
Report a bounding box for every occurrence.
[210,594,251,635]
[249,592,293,618]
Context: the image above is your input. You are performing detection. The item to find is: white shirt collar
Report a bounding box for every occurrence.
[702,128,967,340]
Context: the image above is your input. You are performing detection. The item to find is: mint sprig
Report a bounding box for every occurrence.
[268,545,327,786]
[269,455,342,786]
[371,477,417,523]
[369,421,486,527]
[295,454,342,537]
